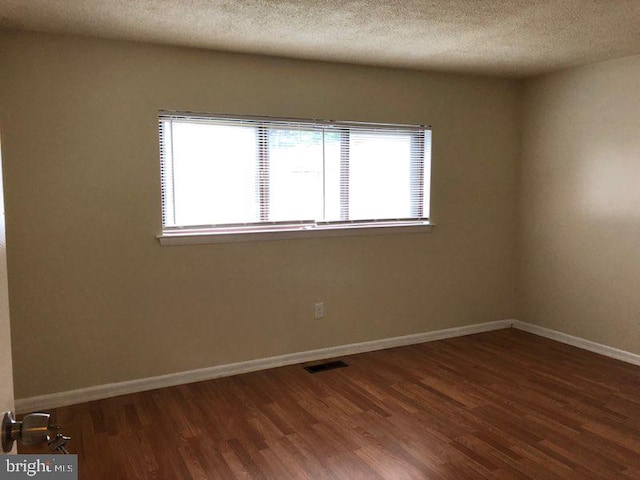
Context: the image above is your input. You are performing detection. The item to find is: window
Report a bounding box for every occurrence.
[158,112,432,244]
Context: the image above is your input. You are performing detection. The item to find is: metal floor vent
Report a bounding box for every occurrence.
[304,360,348,374]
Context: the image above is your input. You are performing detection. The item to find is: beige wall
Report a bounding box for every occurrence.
[0,31,520,399]
[519,54,640,354]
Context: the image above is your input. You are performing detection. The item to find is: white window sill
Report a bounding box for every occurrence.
[157,222,434,246]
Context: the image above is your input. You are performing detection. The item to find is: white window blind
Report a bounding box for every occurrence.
[159,112,431,238]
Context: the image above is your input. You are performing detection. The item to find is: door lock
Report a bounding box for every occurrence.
[2,411,70,453]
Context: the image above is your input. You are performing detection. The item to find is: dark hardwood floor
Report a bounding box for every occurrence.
[21,328,640,479]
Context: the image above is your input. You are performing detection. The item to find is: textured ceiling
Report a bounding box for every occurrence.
[1,0,640,77]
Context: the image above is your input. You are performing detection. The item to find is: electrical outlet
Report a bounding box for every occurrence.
[314,302,324,319]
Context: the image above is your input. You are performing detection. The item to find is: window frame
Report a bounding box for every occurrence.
[157,111,433,245]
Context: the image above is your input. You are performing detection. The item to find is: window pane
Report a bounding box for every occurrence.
[160,113,430,236]
[323,131,342,222]
[348,132,412,220]
[171,121,258,226]
[268,129,324,222]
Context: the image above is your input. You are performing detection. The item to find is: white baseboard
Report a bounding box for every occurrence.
[15,319,511,413]
[511,320,640,367]
[18,319,640,413]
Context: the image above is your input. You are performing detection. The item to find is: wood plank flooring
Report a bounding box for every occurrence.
[20,329,640,479]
